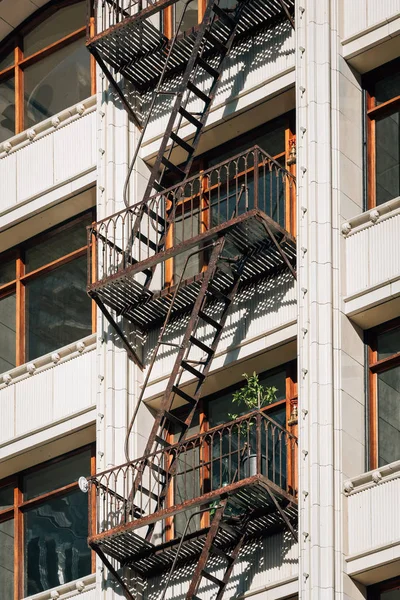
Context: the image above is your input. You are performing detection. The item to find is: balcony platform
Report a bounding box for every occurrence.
[89,473,297,577]
[88,0,295,93]
[89,208,296,331]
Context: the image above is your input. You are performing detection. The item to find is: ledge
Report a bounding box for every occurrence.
[346,541,400,586]
[0,333,97,389]
[341,196,400,237]
[23,573,96,600]
[343,459,400,495]
[0,95,96,158]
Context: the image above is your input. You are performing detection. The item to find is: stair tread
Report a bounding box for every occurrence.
[172,385,197,406]
[189,336,213,355]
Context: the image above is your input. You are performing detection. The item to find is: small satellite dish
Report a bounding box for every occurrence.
[78,476,89,493]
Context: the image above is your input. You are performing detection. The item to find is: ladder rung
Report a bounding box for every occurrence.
[155,435,172,449]
[136,231,158,251]
[196,56,220,80]
[204,29,228,55]
[143,204,166,227]
[179,107,203,129]
[170,132,195,156]
[187,81,212,106]
[212,4,236,28]
[218,520,238,536]
[207,284,230,303]
[148,462,168,478]
[172,385,197,406]
[163,411,188,430]
[210,545,233,562]
[161,156,185,178]
[201,571,224,587]
[198,311,223,331]
[189,336,213,355]
[139,487,160,502]
[181,360,205,380]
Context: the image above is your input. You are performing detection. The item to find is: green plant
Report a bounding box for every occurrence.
[229,372,277,422]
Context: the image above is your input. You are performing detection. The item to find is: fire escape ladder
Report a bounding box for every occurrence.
[185,498,249,600]
[127,237,250,534]
[127,0,251,291]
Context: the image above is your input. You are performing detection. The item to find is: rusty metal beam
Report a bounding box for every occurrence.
[91,544,136,600]
[259,480,298,543]
[277,0,295,29]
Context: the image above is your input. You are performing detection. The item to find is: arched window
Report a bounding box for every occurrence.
[0,0,95,143]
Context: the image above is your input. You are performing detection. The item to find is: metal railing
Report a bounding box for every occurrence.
[87,145,295,288]
[89,410,297,537]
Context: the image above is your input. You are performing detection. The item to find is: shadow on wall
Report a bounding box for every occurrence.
[142,528,297,600]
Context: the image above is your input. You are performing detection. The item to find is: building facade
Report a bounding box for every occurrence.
[0,1,400,599]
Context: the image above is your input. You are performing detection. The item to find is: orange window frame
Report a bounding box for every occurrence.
[367,317,400,470]
[165,361,297,539]
[164,0,206,37]
[0,209,96,369]
[0,0,96,139]
[0,445,95,600]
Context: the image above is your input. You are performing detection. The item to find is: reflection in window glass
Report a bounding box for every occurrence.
[25,256,91,361]
[375,111,400,206]
[378,365,400,466]
[0,519,14,600]
[0,78,15,143]
[25,217,90,273]
[0,259,15,285]
[0,51,14,71]
[0,294,16,373]
[381,589,400,599]
[23,449,91,501]
[173,210,200,282]
[24,38,90,128]
[24,3,86,56]
[377,329,400,360]
[375,70,400,105]
[174,0,198,32]
[24,490,90,596]
[0,485,14,511]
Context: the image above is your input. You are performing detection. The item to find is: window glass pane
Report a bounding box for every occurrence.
[24,3,86,56]
[0,519,14,600]
[0,485,14,510]
[24,490,90,596]
[0,259,15,285]
[24,37,91,128]
[174,0,198,32]
[378,328,400,360]
[0,294,16,373]
[25,215,90,273]
[25,255,91,361]
[0,78,15,143]
[375,110,400,206]
[381,590,400,599]
[378,365,400,466]
[173,209,200,282]
[23,449,91,501]
[0,51,14,71]
[375,70,400,105]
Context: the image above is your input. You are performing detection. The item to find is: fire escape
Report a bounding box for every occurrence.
[84,1,297,599]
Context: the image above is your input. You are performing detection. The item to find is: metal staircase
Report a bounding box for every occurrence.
[85,1,297,599]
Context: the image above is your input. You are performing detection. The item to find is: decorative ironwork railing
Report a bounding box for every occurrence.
[88,410,297,537]
[87,145,295,288]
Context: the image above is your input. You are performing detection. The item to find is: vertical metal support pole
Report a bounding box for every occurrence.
[256,411,262,475]
[253,147,259,209]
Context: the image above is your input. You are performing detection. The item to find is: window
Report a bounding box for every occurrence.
[0,446,94,599]
[365,58,400,208]
[0,209,95,373]
[168,361,297,538]
[0,0,94,143]
[367,318,400,469]
[368,577,400,599]
[164,0,237,36]
[165,113,296,285]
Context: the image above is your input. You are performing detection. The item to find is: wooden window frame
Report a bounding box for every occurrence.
[364,58,400,210]
[367,317,400,470]
[0,208,96,370]
[368,576,400,599]
[166,360,297,538]
[0,445,95,600]
[0,0,95,139]
[164,0,206,38]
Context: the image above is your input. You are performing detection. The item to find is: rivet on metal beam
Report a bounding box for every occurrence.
[301,205,307,214]
[300,126,307,135]
[301,246,307,255]
[301,166,307,174]
[299,6,305,13]
[302,409,308,418]
[299,46,306,54]
[302,327,308,336]
[302,490,309,496]
[302,367,308,377]
[299,86,306,94]
[301,287,308,295]
[303,531,309,539]
[302,449,308,457]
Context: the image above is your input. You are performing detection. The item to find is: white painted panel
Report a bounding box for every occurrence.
[345,212,400,296]
[367,0,400,28]
[1,348,96,442]
[0,385,15,442]
[144,271,296,384]
[0,152,17,211]
[143,22,294,144]
[343,0,400,38]
[53,351,95,420]
[348,476,400,555]
[54,112,96,182]
[16,134,54,201]
[144,532,298,600]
